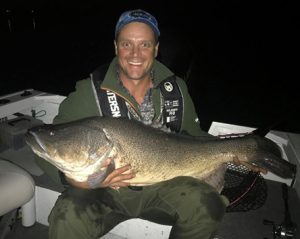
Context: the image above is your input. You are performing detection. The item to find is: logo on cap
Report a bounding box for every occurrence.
[130,10,150,18]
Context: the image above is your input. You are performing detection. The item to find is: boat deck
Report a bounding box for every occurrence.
[4,179,300,239]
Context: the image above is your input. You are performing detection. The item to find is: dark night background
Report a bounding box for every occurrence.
[1,0,299,133]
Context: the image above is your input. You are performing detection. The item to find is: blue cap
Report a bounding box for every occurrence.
[115,9,160,39]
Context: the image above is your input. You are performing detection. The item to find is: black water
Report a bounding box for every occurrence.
[1,1,299,133]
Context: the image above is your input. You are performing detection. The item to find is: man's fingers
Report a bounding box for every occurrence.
[238,161,268,174]
[233,157,267,174]
[109,181,131,189]
[104,171,135,185]
[101,164,135,188]
[105,165,133,180]
[251,165,268,174]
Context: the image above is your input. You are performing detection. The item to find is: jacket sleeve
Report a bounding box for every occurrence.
[176,78,211,137]
[35,78,101,187]
[53,78,101,124]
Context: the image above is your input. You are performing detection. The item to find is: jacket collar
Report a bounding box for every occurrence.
[100,57,175,116]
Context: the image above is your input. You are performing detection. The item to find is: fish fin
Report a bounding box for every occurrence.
[202,164,227,193]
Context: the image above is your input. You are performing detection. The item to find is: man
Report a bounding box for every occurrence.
[38,9,228,239]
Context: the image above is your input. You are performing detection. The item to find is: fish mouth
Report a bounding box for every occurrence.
[25,131,47,154]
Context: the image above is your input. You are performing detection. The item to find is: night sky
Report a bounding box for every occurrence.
[1,1,299,133]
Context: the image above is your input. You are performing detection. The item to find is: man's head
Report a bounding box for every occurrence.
[114,9,160,82]
[115,9,160,43]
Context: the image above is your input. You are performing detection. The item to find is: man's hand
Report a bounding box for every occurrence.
[233,157,268,174]
[100,164,135,190]
[65,164,135,190]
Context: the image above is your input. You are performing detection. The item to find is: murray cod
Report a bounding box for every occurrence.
[25,117,296,191]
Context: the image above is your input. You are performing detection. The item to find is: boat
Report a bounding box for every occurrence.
[0,89,299,239]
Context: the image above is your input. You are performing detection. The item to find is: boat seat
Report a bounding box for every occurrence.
[0,160,36,238]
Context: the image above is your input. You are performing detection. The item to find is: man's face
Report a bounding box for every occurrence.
[115,22,159,82]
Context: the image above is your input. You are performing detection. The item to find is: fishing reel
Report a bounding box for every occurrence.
[263,219,296,239]
[263,183,297,239]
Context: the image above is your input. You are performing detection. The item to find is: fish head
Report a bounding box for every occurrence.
[25,121,114,174]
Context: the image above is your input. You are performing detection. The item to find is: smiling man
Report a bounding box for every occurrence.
[114,18,159,103]
[36,9,228,239]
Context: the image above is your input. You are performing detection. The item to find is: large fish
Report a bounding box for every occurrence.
[25,117,296,191]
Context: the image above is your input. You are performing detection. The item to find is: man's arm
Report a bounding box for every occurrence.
[53,78,102,124]
[37,78,136,188]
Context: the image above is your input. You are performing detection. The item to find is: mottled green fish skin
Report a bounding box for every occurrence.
[25,117,296,190]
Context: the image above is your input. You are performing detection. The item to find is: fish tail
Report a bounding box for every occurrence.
[246,135,297,179]
[252,152,296,179]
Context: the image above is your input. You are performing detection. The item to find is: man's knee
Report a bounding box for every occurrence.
[164,177,228,238]
[164,176,228,222]
[48,191,105,239]
[49,194,76,225]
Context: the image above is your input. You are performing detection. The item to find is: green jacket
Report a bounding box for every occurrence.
[36,58,208,186]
